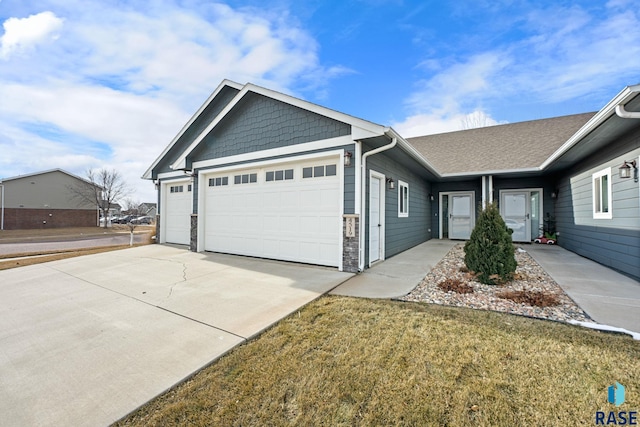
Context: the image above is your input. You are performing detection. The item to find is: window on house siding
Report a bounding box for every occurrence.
[593,168,612,219]
[170,185,184,193]
[398,180,409,217]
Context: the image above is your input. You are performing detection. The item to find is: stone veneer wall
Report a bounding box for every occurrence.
[190,214,198,252]
[342,215,359,273]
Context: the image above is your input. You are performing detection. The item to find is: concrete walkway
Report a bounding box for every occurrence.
[331,240,457,298]
[331,239,640,336]
[0,245,352,427]
[525,244,640,334]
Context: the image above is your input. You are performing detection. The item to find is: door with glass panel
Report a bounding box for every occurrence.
[501,191,529,242]
[448,193,474,240]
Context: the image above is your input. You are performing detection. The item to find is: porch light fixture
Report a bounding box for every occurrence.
[386,177,395,189]
[619,160,638,182]
[429,193,435,201]
[551,189,559,199]
[344,151,352,167]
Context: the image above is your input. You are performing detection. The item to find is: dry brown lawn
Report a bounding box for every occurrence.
[116,296,640,427]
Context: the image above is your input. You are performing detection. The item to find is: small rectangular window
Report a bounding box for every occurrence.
[209,177,228,187]
[249,173,257,183]
[593,168,612,219]
[234,175,241,185]
[266,171,274,181]
[285,169,294,180]
[325,164,337,176]
[187,184,192,192]
[398,181,409,217]
[314,166,325,177]
[275,170,284,181]
[303,167,312,178]
[241,174,249,184]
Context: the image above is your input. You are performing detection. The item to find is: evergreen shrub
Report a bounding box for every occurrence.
[464,202,517,285]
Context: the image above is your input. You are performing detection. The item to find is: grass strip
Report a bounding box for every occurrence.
[116,296,639,427]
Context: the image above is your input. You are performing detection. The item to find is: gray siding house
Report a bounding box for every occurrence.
[145,81,640,280]
[0,169,99,230]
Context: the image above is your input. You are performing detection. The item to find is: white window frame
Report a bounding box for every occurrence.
[592,167,612,219]
[398,180,409,217]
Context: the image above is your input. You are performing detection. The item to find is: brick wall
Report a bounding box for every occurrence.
[2,208,97,230]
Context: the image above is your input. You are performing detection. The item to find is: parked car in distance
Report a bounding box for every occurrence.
[113,215,135,224]
[131,216,153,224]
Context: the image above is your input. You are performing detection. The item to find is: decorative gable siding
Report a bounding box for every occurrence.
[189,92,351,163]
[155,85,240,176]
[554,127,640,280]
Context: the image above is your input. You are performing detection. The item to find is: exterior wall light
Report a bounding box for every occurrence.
[344,151,352,167]
[429,193,435,201]
[386,177,395,189]
[619,160,638,182]
[551,189,559,199]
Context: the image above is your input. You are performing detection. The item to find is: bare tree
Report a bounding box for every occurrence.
[121,197,140,217]
[120,197,141,245]
[69,168,131,228]
[461,111,492,130]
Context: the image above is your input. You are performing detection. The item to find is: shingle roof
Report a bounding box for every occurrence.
[405,112,596,175]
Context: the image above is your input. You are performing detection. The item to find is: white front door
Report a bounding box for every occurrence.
[449,193,473,240]
[501,190,533,242]
[369,172,384,264]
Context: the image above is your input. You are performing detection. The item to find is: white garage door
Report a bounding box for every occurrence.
[203,158,341,267]
[164,181,192,245]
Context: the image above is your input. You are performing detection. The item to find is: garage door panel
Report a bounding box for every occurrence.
[203,158,340,267]
[164,185,191,245]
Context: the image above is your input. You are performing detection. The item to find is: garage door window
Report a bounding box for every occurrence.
[170,185,184,193]
[266,169,294,182]
[303,164,337,179]
[234,173,257,184]
[209,177,229,187]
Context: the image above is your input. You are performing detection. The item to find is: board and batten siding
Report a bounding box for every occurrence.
[365,148,431,264]
[554,131,640,280]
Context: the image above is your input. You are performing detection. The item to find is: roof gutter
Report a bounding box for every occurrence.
[541,84,640,170]
[615,104,640,119]
[358,132,397,272]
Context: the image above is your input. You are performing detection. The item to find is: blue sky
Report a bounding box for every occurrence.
[1,0,639,202]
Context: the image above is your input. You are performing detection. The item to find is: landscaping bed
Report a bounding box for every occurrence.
[402,244,592,323]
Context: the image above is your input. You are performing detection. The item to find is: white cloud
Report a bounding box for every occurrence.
[395,3,640,136]
[0,11,63,59]
[394,110,501,137]
[0,1,347,202]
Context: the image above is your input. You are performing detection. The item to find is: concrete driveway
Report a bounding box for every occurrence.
[0,245,352,427]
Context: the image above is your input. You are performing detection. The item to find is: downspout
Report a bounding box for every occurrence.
[615,104,640,119]
[358,134,397,271]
